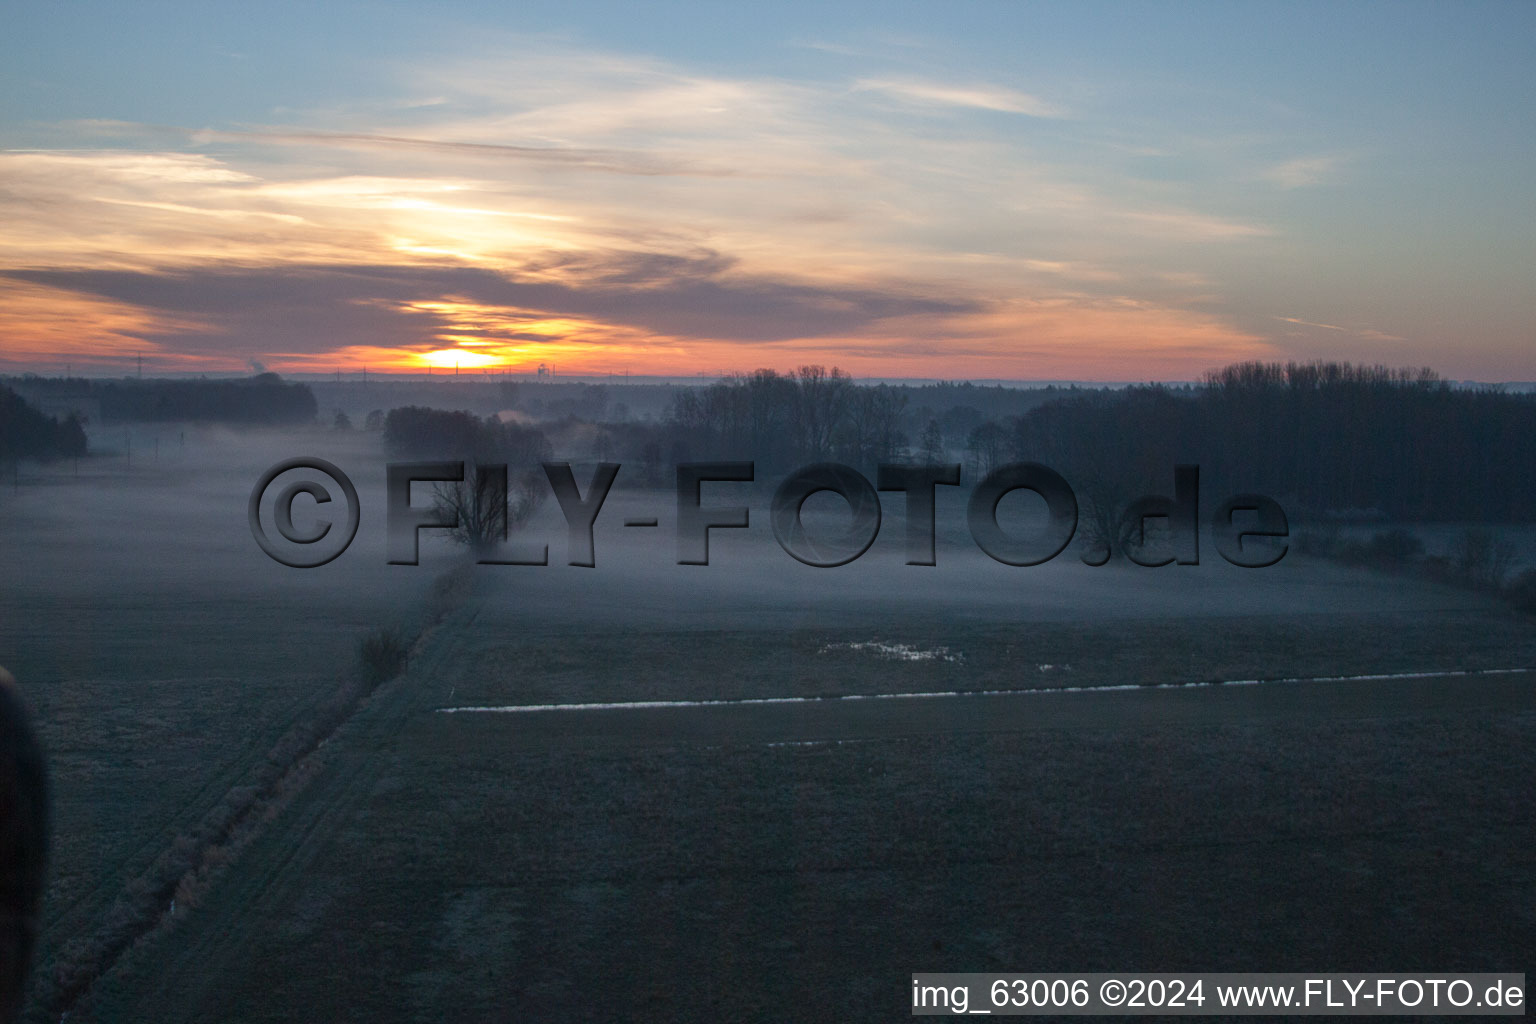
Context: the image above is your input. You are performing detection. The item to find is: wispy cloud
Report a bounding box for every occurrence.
[1263,155,1343,189]
[1121,208,1272,240]
[0,38,1291,377]
[852,77,1063,117]
[200,129,742,177]
[0,277,210,369]
[1274,315,1404,342]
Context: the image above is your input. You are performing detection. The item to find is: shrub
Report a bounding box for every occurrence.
[1505,569,1536,615]
[1452,527,1517,590]
[425,565,475,622]
[358,627,409,685]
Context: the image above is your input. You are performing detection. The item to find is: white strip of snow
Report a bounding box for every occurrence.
[435,667,1531,714]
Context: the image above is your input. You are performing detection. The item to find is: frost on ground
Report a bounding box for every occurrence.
[818,641,964,663]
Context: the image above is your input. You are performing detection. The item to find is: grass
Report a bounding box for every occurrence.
[9,454,1532,1021]
[72,605,1536,1023]
[25,591,473,1021]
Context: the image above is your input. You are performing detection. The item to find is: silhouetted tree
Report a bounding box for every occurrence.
[433,464,546,552]
[0,386,87,462]
[964,421,1006,477]
[919,419,945,464]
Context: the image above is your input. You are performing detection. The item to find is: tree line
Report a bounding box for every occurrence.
[0,386,87,462]
[15,360,1524,526]
[95,374,318,424]
[665,366,909,474]
[382,406,553,466]
[1004,361,1536,522]
[485,360,1533,525]
[6,373,319,425]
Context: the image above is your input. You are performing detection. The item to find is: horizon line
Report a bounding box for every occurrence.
[6,370,1536,390]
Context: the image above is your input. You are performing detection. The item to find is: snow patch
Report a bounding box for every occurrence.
[818,641,964,663]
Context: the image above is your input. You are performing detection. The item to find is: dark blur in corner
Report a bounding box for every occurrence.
[0,665,47,1024]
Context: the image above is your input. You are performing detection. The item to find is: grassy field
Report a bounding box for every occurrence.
[73,589,1536,1022]
[6,441,1535,1022]
[0,429,437,1016]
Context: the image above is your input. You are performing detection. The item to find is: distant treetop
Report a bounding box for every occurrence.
[0,386,87,462]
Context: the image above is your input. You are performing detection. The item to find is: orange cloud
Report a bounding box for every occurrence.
[0,47,1292,379]
[723,295,1277,380]
[0,278,211,370]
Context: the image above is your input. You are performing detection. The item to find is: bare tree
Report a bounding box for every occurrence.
[839,385,908,467]
[964,421,1006,477]
[432,464,546,553]
[1075,484,1119,565]
[1070,470,1152,565]
[791,365,853,457]
[919,419,944,464]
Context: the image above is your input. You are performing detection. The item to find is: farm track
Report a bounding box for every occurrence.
[83,607,480,1020]
[35,684,326,952]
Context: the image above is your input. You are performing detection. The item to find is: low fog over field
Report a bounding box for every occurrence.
[483,483,1497,633]
[7,3,1536,1014]
[0,421,443,1016]
[3,374,1534,1022]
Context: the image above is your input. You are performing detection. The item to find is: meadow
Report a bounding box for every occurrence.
[3,428,1533,1022]
[0,427,436,1017]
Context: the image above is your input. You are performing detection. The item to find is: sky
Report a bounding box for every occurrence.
[1,1,1532,381]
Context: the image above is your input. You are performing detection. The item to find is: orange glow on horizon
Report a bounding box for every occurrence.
[1,280,1279,381]
[0,145,1299,382]
[417,347,504,370]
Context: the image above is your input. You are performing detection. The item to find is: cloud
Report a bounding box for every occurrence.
[1021,259,1122,283]
[852,78,1063,118]
[0,277,211,369]
[196,128,739,177]
[1274,315,1404,342]
[1120,209,1271,240]
[1263,155,1342,189]
[0,37,1290,378]
[0,259,1271,380]
[2,256,976,364]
